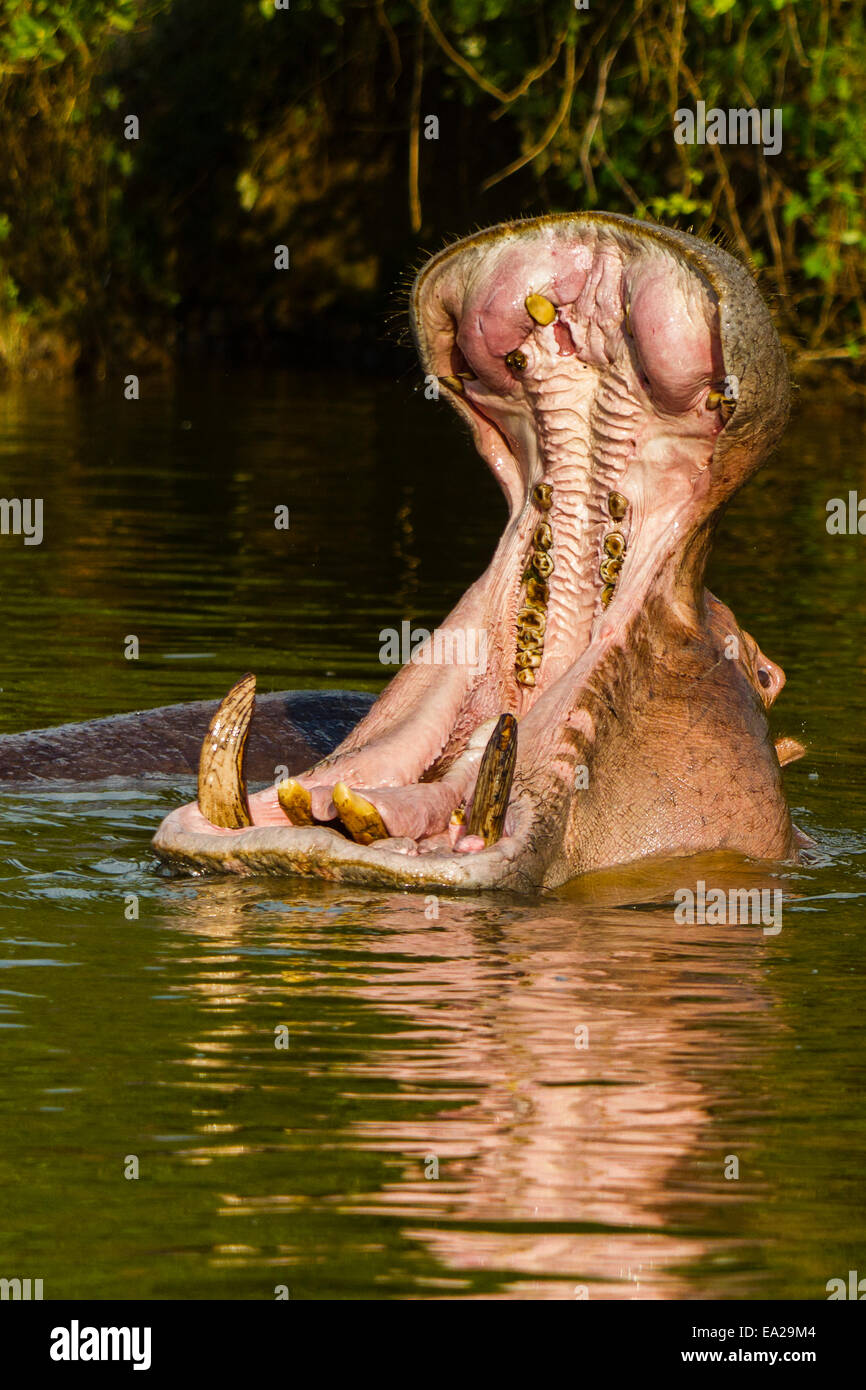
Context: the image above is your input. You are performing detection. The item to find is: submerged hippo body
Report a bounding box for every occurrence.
[8,212,802,891]
[150,213,800,890]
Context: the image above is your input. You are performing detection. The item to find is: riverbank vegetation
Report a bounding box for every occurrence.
[0,0,863,378]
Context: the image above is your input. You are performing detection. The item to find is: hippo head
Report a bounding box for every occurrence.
[153,213,794,890]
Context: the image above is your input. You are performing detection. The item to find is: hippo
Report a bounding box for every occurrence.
[2,212,803,891]
[143,212,803,890]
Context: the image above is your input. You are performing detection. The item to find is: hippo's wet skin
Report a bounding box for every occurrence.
[146,212,804,891]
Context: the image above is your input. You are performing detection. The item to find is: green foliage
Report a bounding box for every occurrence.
[0,0,862,374]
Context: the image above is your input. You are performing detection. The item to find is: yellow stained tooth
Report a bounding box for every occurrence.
[467,713,518,844]
[438,375,465,394]
[706,389,724,410]
[517,606,546,634]
[525,576,549,607]
[532,550,554,579]
[516,667,536,687]
[505,349,527,373]
[608,491,629,520]
[332,782,389,846]
[450,803,466,826]
[532,483,553,510]
[516,629,544,652]
[600,556,623,583]
[601,582,617,608]
[515,650,541,670]
[525,293,556,326]
[277,778,313,825]
[197,672,255,829]
[603,531,626,559]
[533,522,553,551]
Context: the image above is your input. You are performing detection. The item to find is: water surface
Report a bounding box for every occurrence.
[0,371,863,1299]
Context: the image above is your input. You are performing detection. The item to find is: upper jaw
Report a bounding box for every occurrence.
[412,211,789,521]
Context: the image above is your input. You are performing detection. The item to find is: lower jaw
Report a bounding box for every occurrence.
[152,589,632,893]
[152,470,640,886]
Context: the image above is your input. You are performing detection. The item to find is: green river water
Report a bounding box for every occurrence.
[0,370,863,1300]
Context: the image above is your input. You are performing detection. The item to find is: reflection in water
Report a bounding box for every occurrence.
[157,857,806,1300]
[0,374,864,1299]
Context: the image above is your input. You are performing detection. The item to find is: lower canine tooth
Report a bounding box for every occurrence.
[197,673,256,828]
[277,778,313,825]
[332,782,388,846]
[467,713,518,845]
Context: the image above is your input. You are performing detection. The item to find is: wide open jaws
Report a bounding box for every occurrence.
[414,214,731,696]
[153,213,791,889]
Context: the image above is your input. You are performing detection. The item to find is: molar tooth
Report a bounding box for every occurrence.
[515,668,536,687]
[525,293,556,326]
[601,583,617,608]
[525,576,549,607]
[600,556,623,583]
[515,650,541,670]
[608,491,629,520]
[517,606,546,634]
[277,777,313,825]
[531,550,554,579]
[516,629,544,652]
[532,483,553,511]
[533,522,553,551]
[505,349,527,373]
[332,782,388,846]
[603,531,626,559]
[197,673,255,828]
[467,713,518,844]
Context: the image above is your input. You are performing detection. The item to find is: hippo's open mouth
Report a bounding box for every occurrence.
[153,212,796,890]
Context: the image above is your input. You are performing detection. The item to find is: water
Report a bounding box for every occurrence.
[0,370,864,1300]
